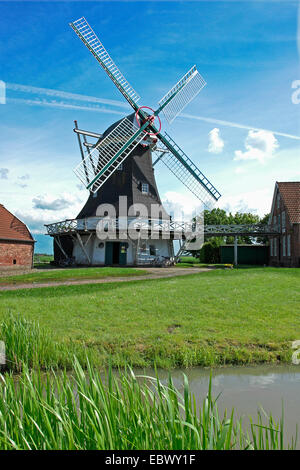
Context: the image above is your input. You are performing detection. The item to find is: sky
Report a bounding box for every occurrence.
[0,0,299,253]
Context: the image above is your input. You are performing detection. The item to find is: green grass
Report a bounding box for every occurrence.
[179,256,201,263]
[0,358,296,450]
[33,253,54,266]
[0,266,148,285]
[0,267,299,368]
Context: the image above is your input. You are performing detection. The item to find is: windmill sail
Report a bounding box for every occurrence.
[70,17,140,109]
[158,66,206,124]
[74,118,145,193]
[155,132,221,209]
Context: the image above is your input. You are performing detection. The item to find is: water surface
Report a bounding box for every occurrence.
[134,364,300,447]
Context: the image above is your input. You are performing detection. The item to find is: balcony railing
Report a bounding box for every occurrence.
[45,217,280,237]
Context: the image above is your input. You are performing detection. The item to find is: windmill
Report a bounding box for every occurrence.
[46,17,221,266]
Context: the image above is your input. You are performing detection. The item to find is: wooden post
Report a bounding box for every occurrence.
[234,236,238,266]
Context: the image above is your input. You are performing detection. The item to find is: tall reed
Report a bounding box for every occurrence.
[0,359,296,450]
[0,314,93,371]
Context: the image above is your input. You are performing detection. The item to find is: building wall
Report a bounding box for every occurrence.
[269,190,300,267]
[72,232,172,265]
[0,240,34,268]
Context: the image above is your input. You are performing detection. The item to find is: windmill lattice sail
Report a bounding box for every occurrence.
[158,66,206,124]
[74,118,145,193]
[154,132,221,209]
[70,17,140,109]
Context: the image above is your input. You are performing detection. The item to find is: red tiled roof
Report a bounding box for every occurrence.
[277,182,300,224]
[0,204,34,242]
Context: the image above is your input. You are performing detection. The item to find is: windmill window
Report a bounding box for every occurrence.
[13,259,16,265]
[149,245,156,256]
[141,183,149,194]
[140,242,147,253]
[117,163,123,171]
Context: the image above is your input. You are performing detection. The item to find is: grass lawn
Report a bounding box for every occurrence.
[0,267,299,368]
[0,267,148,285]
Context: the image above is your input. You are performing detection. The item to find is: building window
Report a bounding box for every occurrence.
[270,239,273,257]
[282,236,286,257]
[282,211,286,232]
[13,259,16,265]
[277,193,280,209]
[141,183,149,194]
[117,163,123,171]
[287,235,291,257]
[274,238,277,257]
[140,242,147,253]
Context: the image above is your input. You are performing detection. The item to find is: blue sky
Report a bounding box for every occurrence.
[0,0,299,253]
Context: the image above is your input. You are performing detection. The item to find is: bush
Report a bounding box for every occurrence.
[199,241,221,263]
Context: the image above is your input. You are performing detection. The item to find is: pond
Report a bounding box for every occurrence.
[134,364,300,447]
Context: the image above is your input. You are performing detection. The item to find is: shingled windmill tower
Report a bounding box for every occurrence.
[46,17,221,266]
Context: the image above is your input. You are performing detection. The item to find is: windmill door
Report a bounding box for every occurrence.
[105,242,127,266]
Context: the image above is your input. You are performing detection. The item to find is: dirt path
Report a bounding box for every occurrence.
[0,267,212,291]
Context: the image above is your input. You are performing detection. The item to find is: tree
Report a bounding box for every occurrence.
[189,209,270,262]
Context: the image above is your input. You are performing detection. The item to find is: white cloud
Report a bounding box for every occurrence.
[162,191,203,221]
[217,188,272,217]
[208,128,224,154]
[234,166,246,175]
[0,168,9,179]
[18,174,30,181]
[14,210,62,235]
[32,193,80,211]
[234,130,279,163]
[16,193,86,235]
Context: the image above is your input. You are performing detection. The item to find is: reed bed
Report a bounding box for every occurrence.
[0,359,297,450]
[0,315,297,450]
[0,314,95,371]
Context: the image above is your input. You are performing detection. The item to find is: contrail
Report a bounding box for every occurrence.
[7,97,125,116]
[6,82,130,109]
[4,82,300,141]
[180,113,300,141]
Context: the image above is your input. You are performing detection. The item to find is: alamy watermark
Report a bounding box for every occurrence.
[94,196,204,251]
[291,340,300,365]
[291,80,300,104]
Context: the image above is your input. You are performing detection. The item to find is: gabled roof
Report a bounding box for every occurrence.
[0,204,34,242]
[270,182,300,224]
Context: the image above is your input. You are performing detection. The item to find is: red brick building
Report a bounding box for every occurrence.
[0,204,35,268]
[269,182,300,267]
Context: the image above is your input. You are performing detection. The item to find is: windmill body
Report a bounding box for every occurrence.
[46,17,221,266]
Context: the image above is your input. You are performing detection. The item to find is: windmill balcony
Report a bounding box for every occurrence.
[45,216,200,240]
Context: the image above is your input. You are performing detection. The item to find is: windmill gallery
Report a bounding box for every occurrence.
[45,17,221,267]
